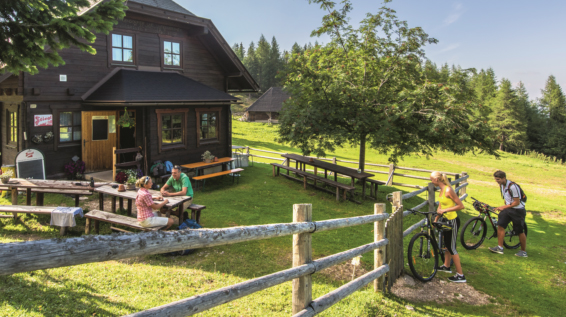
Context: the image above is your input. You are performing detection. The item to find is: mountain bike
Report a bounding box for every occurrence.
[406,209,453,282]
[460,197,528,250]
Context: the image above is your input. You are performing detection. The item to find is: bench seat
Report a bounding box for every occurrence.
[0,185,92,207]
[0,205,77,235]
[192,168,244,191]
[365,178,385,199]
[84,209,165,234]
[271,163,355,201]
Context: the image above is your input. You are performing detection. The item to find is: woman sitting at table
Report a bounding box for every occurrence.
[135,176,174,229]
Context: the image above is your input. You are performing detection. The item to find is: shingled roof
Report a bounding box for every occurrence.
[130,0,195,16]
[83,69,237,103]
[246,87,290,113]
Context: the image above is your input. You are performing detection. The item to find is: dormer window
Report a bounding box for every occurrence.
[112,34,134,63]
[164,41,181,66]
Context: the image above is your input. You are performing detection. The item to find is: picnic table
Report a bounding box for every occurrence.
[94,185,193,223]
[281,154,375,199]
[181,157,236,176]
[0,178,95,206]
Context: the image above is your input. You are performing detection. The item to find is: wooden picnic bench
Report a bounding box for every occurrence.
[365,178,385,199]
[192,168,244,191]
[0,205,76,235]
[0,181,94,207]
[85,209,166,234]
[271,163,356,202]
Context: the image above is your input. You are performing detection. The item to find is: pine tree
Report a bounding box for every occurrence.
[268,36,282,88]
[291,42,303,55]
[0,0,127,74]
[519,82,545,152]
[540,75,566,160]
[489,79,528,151]
[232,42,245,60]
[255,35,271,92]
[244,41,259,87]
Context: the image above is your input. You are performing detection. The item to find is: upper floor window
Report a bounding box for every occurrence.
[112,34,134,63]
[6,110,17,145]
[163,41,181,67]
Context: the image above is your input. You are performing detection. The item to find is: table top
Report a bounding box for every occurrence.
[181,157,235,169]
[282,154,374,179]
[94,185,192,208]
[0,179,97,190]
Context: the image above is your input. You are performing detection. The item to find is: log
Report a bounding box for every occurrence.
[395,166,458,176]
[293,204,312,314]
[403,219,426,238]
[449,174,470,186]
[403,200,428,217]
[126,239,389,317]
[393,173,429,180]
[455,183,468,194]
[427,183,436,213]
[313,214,389,232]
[293,265,390,317]
[401,187,427,200]
[374,203,386,292]
[391,182,424,189]
[386,164,395,186]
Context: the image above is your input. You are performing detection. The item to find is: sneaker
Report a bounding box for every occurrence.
[448,274,467,283]
[515,251,528,258]
[437,265,452,273]
[489,246,504,254]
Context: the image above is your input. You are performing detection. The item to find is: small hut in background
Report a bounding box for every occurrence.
[245,87,289,123]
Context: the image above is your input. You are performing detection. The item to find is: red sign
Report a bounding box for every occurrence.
[25,150,34,158]
[34,115,53,127]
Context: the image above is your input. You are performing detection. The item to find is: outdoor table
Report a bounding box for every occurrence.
[1,178,95,206]
[94,185,193,223]
[281,154,374,198]
[232,146,247,167]
[181,157,236,177]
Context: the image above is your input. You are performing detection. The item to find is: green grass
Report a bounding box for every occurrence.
[1,118,565,316]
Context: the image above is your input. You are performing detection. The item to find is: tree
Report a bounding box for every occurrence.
[470,68,498,118]
[0,0,127,74]
[518,82,544,152]
[255,35,271,91]
[232,42,245,60]
[540,75,566,160]
[277,0,496,169]
[244,41,259,86]
[489,79,528,151]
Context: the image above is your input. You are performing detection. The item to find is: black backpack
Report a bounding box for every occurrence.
[501,181,527,203]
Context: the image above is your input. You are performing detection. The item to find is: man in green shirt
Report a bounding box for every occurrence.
[161,165,193,198]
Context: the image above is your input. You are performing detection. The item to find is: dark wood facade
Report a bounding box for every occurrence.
[0,1,257,178]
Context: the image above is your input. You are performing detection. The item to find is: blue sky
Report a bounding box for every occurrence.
[179,0,566,99]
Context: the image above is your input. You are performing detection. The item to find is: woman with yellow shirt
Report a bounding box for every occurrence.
[431,171,466,283]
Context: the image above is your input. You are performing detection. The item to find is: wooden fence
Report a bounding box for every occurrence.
[0,204,398,317]
[236,146,466,190]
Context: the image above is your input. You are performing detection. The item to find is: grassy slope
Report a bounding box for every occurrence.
[0,119,564,316]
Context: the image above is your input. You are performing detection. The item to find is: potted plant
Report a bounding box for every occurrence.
[115,171,128,184]
[125,169,138,189]
[0,170,14,184]
[201,151,214,163]
[117,107,136,128]
[63,160,86,180]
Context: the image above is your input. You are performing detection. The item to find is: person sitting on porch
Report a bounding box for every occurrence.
[161,165,194,199]
[136,176,173,229]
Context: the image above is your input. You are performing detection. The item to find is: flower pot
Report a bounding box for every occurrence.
[204,159,212,163]
[118,184,126,192]
[127,183,136,190]
[0,176,10,184]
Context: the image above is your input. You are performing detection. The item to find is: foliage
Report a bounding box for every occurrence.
[0,0,127,75]
[201,150,214,161]
[540,75,566,160]
[116,107,135,128]
[489,79,528,151]
[63,160,85,179]
[0,169,13,177]
[125,169,138,184]
[277,0,496,167]
[115,171,127,184]
[238,35,284,92]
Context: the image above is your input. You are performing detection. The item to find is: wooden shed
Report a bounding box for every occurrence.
[0,0,258,178]
[245,87,289,123]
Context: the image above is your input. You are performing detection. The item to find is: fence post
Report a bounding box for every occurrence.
[386,163,395,186]
[112,147,116,182]
[392,192,403,288]
[374,203,386,292]
[292,204,312,314]
[286,153,290,175]
[454,173,460,194]
[461,172,467,196]
[427,182,436,212]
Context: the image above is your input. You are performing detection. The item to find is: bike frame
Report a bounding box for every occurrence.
[417,212,446,265]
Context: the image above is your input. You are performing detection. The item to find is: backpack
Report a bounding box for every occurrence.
[501,181,527,203]
[173,219,203,256]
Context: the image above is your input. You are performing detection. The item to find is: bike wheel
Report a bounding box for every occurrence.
[503,221,528,249]
[408,232,439,282]
[460,217,487,250]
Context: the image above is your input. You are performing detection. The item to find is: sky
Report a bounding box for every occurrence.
[179,0,566,99]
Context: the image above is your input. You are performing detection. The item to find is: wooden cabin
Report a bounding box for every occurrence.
[0,0,258,178]
[245,87,289,123]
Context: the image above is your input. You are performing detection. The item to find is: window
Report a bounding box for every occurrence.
[163,41,181,67]
[195,108,221,146]
[6,110,17,145]
[112,34,134,63]
[156,109,189,153]
[59,112,81,143]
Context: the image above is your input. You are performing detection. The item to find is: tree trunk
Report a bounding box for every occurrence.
[359,134,366,172]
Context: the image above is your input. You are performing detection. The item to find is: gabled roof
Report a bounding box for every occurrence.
[246,87,290,113]
[83,69,237,103]
[129,0,195,16]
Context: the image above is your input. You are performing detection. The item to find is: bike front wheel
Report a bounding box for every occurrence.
[460,217,487,250]
[503,221,528,249]
[408,232,439,282]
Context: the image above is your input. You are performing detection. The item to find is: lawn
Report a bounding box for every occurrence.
[1,118,565,316]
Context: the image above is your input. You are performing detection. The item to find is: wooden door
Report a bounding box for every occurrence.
[82,111,117,171]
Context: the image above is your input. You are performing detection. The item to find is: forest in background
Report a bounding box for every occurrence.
[232,36,566,162]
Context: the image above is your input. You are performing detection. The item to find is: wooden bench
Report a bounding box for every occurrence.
[84,209,165,234]
[192,168,244,191]
[165,203,206,225]
[0,185,92,207]
[365,178,385,199]
[0,205,76,235]
[271,163,356,202]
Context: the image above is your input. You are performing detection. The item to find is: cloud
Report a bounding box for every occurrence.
[438,43,460,53]
[444,3,464,26]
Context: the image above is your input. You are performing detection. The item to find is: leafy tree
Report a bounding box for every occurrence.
[540,75,566,160]
[277,0,496,168]
[0,0,127,74]
[489,79,528,151]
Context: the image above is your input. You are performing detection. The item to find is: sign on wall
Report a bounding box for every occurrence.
[34,115,53,127]
[15,149,46,180]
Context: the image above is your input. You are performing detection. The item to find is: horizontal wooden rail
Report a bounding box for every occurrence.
[0,214,389,275]
[391,182,423,189]
[401,187,427,200]
[395,166,459,176]
[249,154,285,161]
[403,192,468,237]
[365,169,389,175]
[393,172,429,180]
[450,174,470,185]
[293,265,390,317]
[248,148,284,155]
[403,200,428,217]
[455,182,468,193]
[403,219,426,238]
[126,239,389,317]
